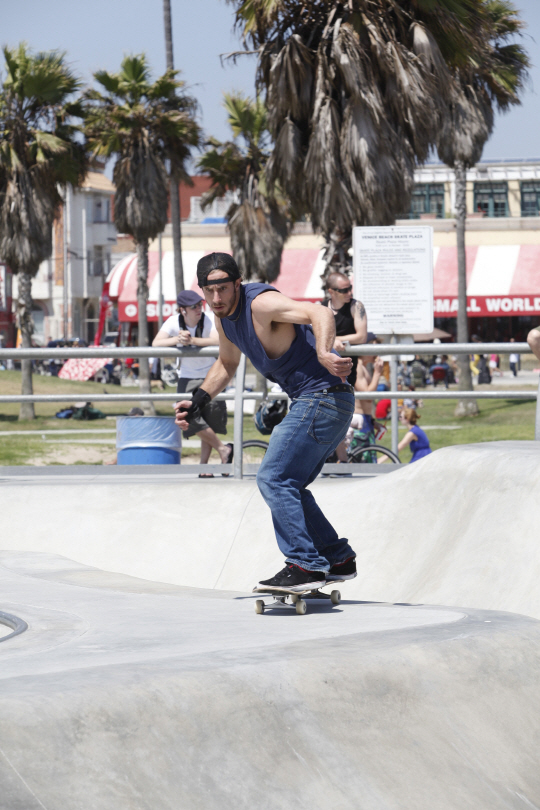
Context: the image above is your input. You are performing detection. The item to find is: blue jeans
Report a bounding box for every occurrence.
[256,390,355,572]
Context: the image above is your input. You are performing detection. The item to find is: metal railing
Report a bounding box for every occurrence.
[0,342,537,477]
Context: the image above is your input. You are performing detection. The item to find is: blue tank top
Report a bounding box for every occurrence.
[221,283,342,399]
[409,425,432,463]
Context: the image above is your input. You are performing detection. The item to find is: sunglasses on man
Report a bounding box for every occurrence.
[330,285,352,294]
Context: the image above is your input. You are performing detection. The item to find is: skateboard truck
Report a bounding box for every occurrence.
[252,582,343,615]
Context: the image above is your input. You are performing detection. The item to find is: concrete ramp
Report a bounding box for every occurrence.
[2,443,540,808]
[1,441,540,617]
[1,551,540,810]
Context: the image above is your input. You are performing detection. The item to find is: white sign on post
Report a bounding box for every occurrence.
[353,226,434,335]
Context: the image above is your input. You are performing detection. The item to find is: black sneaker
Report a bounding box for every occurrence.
[256,564,326,593]
[327,556,357,581]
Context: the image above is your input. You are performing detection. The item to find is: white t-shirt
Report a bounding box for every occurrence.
[509,352,519,364]
[161,311,216,378]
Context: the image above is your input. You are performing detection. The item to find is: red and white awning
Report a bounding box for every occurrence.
[433,245,540,316]
[107,245,540,321]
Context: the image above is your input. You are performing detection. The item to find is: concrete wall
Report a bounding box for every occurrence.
[2,442,540,618]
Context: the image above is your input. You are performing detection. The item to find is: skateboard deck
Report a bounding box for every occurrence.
[252,579,345,615]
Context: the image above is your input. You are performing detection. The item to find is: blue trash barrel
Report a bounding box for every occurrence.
[116,416,181,465]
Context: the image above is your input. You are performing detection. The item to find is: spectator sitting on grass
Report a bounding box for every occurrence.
[397,408,432,464]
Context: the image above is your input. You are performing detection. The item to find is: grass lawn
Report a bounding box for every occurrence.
[378,394,536,458]
[0,370,537,465]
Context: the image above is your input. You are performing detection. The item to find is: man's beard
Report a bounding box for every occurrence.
[210,294,237,318]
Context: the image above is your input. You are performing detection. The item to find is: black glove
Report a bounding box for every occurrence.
[183,387,211,424]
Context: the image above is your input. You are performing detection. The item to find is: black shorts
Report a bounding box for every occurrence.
[176,378,227,439]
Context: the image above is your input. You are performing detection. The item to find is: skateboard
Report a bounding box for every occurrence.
[252,579,345,615]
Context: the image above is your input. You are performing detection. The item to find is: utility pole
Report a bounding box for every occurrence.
[163,0,185,294]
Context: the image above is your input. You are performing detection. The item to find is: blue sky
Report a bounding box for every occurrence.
[4,0,539,161]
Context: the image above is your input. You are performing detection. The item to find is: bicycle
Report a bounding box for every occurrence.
[347,443,400,464]
[242,439,269,465]
[242,439,400,466]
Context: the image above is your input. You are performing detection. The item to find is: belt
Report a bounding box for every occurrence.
[320,383,354,395]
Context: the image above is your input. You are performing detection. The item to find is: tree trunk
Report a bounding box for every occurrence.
[170,180,185,294]
[17,271,35,421]
[163,0,174,69]
[322,227,353,278]
[136,240,155,416]
[162,0,185,295]
[454,160,478,417]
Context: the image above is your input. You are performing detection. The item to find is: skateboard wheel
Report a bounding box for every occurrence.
[290,594,299,603]
[330,590,341,605]
[255,600,265,614]
[295,599,307,615]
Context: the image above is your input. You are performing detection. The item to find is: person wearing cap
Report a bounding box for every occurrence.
[321,271,367,386]
[153,290,232,476]
[175,252,359,594]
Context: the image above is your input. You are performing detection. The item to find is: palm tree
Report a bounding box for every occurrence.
[163,0,187,295]
[437,0,528,415]
[0,43,86,420]
[83,55,200,411]
[198,92,292,282]
[226,0,484,274]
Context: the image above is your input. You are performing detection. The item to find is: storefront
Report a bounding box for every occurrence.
[107,241,540,342]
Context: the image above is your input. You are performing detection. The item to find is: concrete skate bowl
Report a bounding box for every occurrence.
[1,441,540,618]
[2,442,540,809]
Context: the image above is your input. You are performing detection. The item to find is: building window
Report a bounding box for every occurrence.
[32,304,45,341]
[93,197,110,223]
[86,303,97,344]
[401,184,445,219]
[521,181,540,217]
[88,246,108,276]
[473,182,508,217]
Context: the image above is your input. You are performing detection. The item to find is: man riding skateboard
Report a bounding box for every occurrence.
[174,253,358,593]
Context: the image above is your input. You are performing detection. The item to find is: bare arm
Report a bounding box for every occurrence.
[354,357,384,393]
[335,300,368,347]
[153,328,219,349]
[398,430,416,452]
[252,292,353,381]
[174,318,241,428]
[185,328,219,348]
[152,329,183,348]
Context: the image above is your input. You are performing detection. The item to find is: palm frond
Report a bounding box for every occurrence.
[0,43,86,277]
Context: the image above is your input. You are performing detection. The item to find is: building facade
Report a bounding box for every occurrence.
[11,170,117,346]
[107,158,540,344]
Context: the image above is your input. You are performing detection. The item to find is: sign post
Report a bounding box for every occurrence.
[353,225,434,456]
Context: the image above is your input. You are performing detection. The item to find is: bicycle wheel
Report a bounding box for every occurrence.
[242,439,269,465]
[348,444,400,464]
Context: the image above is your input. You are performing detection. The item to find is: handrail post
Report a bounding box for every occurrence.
[390,337,399,456]
[233,353,247,478]
[536,374,540,441]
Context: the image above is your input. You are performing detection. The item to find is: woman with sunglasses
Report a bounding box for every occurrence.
[153,290,232,476]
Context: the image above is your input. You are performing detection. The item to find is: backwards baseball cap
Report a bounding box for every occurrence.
[196,252,241,288]
[177,290,203,307]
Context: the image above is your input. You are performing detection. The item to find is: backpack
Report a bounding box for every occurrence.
[73,402,106,420]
